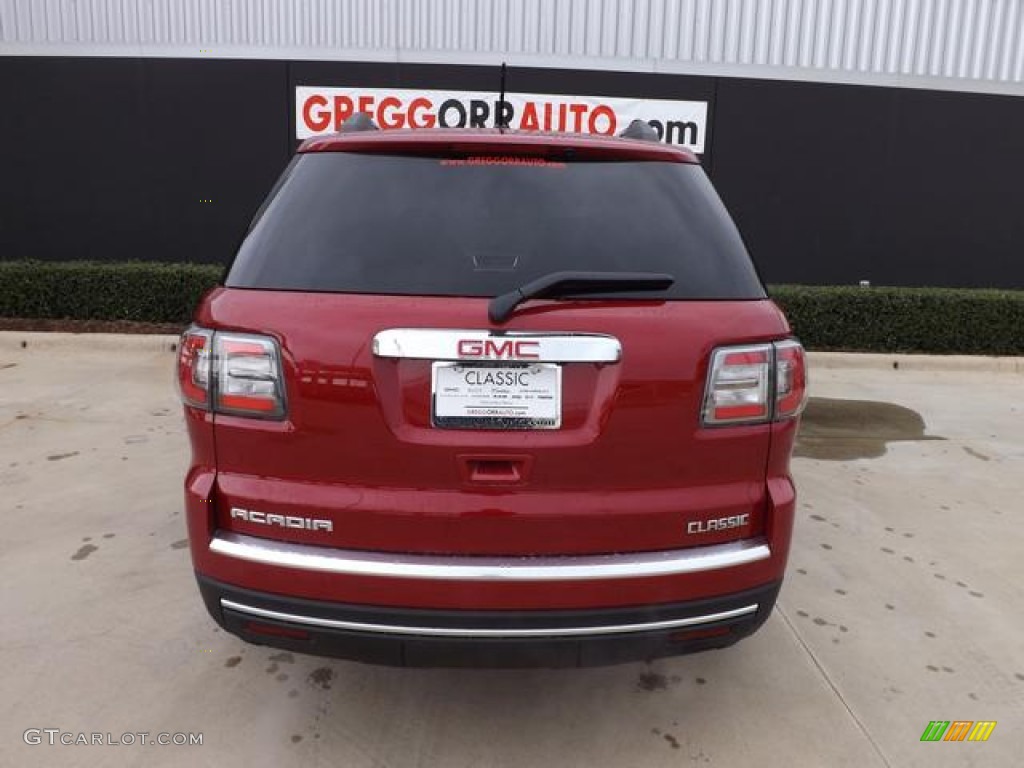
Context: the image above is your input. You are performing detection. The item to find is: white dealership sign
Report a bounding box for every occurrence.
[296,86,709,152]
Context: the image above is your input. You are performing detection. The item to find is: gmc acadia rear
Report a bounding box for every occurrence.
[178,120,806,667]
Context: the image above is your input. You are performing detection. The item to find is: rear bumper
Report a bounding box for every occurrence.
[197,574,780,668]
[186,467,796,610]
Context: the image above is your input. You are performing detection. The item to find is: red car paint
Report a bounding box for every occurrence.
[180,123,805,667]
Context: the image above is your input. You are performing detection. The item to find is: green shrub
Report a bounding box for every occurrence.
[1,261,1022,354]
[0,261,222,325]
[770,285,1024,355]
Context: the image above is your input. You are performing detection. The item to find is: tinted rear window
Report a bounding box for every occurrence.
[226,153,765,299]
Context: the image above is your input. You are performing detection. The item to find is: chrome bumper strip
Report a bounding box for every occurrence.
[220,599,759,638]
[209,532,770,582]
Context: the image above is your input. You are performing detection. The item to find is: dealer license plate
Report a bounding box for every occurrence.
[431,363,562,429]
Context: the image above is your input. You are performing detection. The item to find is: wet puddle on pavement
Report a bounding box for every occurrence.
[795,397,944,461]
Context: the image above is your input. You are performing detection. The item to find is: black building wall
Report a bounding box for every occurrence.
[1,56,1022,289]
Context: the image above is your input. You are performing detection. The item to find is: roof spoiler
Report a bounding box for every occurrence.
[339,113,662,142]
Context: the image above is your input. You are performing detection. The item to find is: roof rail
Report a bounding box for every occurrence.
[339,113,380,133]
[619,119,659,142]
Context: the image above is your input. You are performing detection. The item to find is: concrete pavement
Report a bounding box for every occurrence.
[1,333,1021,767]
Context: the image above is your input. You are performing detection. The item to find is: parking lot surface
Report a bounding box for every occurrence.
[1,333,1021,767]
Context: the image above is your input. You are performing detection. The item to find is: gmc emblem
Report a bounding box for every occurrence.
[457,339,540,360]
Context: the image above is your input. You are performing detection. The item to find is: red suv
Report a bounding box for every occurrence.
[178,118,806,667]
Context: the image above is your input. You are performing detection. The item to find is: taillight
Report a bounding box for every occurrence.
[774,339,808,419]
[703,344,773,424]
[177,327,286,419]
[702,340,807,426]
[177,328,212,408]
[214,333,286,418]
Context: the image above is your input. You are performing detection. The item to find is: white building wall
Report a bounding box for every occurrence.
[1,0,1022,94]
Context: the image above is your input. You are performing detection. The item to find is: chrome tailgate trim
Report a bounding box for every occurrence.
[372,328,622,363]
[209,532,770,582]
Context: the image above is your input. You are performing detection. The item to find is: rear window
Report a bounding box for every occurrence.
[226,152,765,299]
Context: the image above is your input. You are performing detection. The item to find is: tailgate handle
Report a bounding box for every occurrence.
[459,455,532,485]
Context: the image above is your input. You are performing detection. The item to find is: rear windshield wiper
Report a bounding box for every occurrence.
[489,271,675,324]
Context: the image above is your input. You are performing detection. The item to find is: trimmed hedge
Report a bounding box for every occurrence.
[0,261,222,325]
[770,284,1024,355]
[1,261,1021,354]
